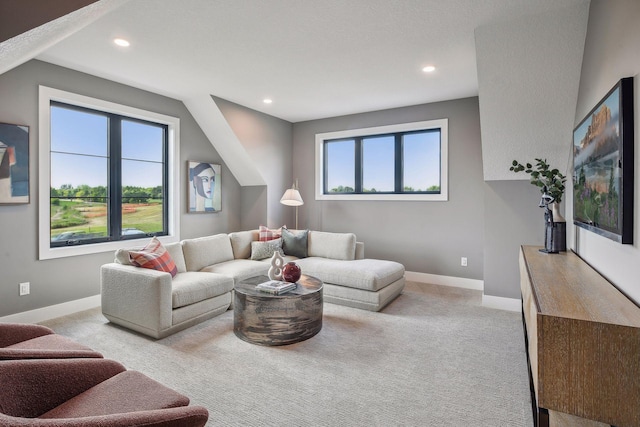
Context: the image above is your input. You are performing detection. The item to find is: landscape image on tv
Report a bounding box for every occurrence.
[573,85,622,236]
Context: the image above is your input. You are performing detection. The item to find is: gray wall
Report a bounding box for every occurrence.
[292,97,484,279]
[0,60,240,317]
[568,0,640,304]
[483,181,545,299]
[213,96,293,229]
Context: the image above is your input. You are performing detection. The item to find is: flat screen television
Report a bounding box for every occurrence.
[573,77,634,244]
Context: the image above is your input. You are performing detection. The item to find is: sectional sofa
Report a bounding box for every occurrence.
[100,229,405,338]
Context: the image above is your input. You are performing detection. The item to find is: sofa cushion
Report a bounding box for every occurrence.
[171,272,233,309]
[164,242,187,273]
[115,248,133,265]
[307,231,356,260]
[129,237,178,277]
[250,239,284,260]
[295,258,405,292]
[259,225,282,242]
[182,234,234,272]
[229,230,258,260]
[282,228,308,258]
[200,259,269,284]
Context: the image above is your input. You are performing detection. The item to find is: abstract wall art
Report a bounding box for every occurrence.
[0,122,29,204]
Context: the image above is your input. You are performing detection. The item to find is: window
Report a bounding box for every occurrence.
[39,86,180,260]
[315,119,448,201]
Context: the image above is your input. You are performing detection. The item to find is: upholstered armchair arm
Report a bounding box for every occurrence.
[0,348,102,360]
[0,323,54,347]
[100,263,173,335]
[0,406,209,427]
[0,359,126,418]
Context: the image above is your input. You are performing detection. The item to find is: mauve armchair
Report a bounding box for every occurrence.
[0,323,103,360]
[0,358,209,427]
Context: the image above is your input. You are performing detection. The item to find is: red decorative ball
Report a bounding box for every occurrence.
[282,262,301,283]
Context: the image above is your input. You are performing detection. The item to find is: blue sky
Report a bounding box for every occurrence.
[50,106,164,188]
[51,105,441,192]
[326,131,441,191]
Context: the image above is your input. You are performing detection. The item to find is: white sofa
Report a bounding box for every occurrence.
[100,230,405,338]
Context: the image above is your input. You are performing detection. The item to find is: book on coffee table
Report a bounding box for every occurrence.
[255,280,297,295]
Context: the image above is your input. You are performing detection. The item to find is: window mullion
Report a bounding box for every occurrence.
[355,138,363,193]
[109,116,122,239]
[395,134,403,193]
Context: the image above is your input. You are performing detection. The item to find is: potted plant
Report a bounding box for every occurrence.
[510,158,567,221]
[510,158,567,253]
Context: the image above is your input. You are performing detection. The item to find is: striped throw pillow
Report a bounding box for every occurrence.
[129,237,178,277]
[259,225,283,242]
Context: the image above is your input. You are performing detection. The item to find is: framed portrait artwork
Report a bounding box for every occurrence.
[188,161,221,212]
[0,122,29,204]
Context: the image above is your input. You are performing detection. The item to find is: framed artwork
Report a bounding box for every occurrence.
[573,77,634,244]
[188,161,221,212]
[0,122,29,204]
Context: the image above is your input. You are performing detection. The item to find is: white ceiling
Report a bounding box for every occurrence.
[34,0,589,123]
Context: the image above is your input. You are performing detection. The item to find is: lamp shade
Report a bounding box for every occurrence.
[280,188,304,206]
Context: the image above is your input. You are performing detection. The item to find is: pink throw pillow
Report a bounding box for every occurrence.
[259,225,283,242]
[129,237,178,277]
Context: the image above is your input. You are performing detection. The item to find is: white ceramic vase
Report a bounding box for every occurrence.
[268,251,284,281]
[551,202,565,223]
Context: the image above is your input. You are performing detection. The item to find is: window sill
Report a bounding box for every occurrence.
[38,235,179,260]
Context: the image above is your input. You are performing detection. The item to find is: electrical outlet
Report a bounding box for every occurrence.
[461,257,468,267]
[19,282,30,296]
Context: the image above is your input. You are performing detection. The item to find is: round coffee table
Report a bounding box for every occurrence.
[233,274,323,346]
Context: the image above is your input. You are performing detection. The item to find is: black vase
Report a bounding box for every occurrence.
[542,221,566,253]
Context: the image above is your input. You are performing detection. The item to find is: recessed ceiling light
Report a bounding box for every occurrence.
[422,65,436,73]
[114,38,130,47]
[263,98,273,104]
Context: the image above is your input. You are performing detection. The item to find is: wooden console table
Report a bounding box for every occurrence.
[519,245,640,427]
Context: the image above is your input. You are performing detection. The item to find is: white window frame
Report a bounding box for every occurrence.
[315,119,448,201]
[38,86,181,260]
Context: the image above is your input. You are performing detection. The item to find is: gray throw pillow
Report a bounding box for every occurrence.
[282,228,308,258]
[250,239,284,260]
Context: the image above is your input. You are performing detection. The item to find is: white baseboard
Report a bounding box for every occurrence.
[405,271,520,312]
[481,294,521,312]
[405,271,484,290]
[0,295,101,324]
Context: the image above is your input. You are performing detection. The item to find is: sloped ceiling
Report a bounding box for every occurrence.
[0,0,590,187]
[0,0,129,76]
[476,3,590,181]
[0,0,99,43]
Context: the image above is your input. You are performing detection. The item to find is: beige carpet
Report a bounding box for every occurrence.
[42,282,533,426]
